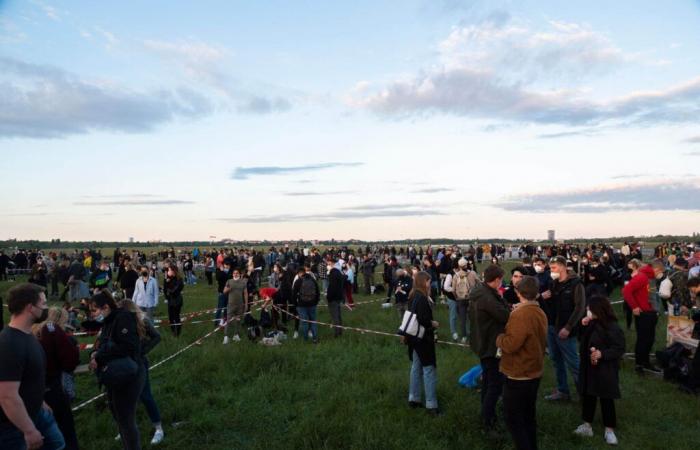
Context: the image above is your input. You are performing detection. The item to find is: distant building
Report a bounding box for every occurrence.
[128,237,134,243]
[547,230,555,242]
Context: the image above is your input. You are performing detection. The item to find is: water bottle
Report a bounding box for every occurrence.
[673,300,680,316]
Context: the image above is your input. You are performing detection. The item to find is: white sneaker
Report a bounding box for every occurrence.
[574,423,593,437]
[293,331,299,339]
[232,334,241,342]
[604,430,618,445]
[308,330,313,339]
[452,333,459,341]
[114,434,121,441]
[223,336,230,345]
[151,429,164,445]
[461,336,467,344]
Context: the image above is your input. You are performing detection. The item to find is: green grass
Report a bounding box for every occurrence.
[2,264,699,450]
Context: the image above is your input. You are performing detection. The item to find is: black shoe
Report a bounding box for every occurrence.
[643,364,662,374]
[426,408,442,417]
[408,401,423,409]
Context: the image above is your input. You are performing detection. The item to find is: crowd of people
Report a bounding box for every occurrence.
[1,240,699,450]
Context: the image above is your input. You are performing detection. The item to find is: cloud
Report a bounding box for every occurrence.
[684,151,700,156]
[349,17,698,129]
[79,194,162,199]
[217,203,445,223]
[495,181,700,213]
[283,191,354,197]
[143,38,292,114]
[231,162,363,180]
[31,1,61,21]
[73,200,194,206]
[0,56,214,139]
[682,136,700,144]
[411,187,454,193]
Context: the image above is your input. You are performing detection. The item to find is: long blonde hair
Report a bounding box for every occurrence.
[408,271,432,303]
[118,299,147,338]
[32,307,68,337]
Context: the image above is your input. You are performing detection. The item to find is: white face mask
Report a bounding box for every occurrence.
[586,309,593,320]
[534,265,544,274]
[550,271,560,281]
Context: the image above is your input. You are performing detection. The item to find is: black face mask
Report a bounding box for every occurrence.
[141,272,149,277]
[34,306,48,323]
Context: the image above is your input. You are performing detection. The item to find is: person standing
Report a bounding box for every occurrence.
[294,267,320,343]
[496,276,548,450]
[89,291,145,450]
[452,258,479,343]
[132,266,159,321]
[326,261,345,337]
[215,261,232,326]
[361,255,376,295]
[33,307,80,450]
[223,268,248,344]
[164,266,184,337]
[0,283,65,450]
[406,271,440,416]
[573,295,625,446]
[543,256,586,401]
[394,268,412,318]
[469,264,510,433]
[622,259,661,373]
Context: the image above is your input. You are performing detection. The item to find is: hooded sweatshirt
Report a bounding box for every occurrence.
[622,264,658,312]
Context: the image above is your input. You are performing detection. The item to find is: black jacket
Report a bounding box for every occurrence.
[327,268,345,302]
[407,292,436,367]
[549,273,586,335]
[579,320,625,399]
[95,309,141,367]
[164,277,184,307]
[469,283,510,359]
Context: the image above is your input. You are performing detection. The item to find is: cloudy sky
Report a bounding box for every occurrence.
[1,0,700,242]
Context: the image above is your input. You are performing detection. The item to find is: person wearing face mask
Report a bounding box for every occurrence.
[326,261,345,337]
[89,291,144,450]
[131,266,159,321]
[90,261,113,294]
[622,259,661,373]
[543,256,585,402]
[574,296,625,446]
[651,259,672,316]
[164,266,184,337]
[223,269,249,344]
[586,256,612,297]
[0,283,66,450]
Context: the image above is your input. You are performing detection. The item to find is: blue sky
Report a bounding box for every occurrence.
[1,0,700,241]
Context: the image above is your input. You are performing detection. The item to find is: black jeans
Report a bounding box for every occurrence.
[457,300,469,337]
[623,302,633,330]
[45,378,79,450]
[286,304,300,331]
[168,303,182,337]
[634,312,658,366]
[480,357,504,428]
[205,270,213,285]
[582,394,616,428]
[107,362,146,450]
[503,378,540,450]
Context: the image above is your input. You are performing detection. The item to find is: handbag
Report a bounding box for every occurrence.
[398,298,425,339]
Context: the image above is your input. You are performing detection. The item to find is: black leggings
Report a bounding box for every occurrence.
[108,363,146,450]
[45,378,79,450]
[582,394,616,428]
[168,303,182,337]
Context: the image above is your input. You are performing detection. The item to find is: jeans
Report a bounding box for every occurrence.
[297,306,318,340]
[215,293,228,322]
[503,378,540,450]
[321,279,329,293]
[481,357,504,428]
[0,407,65,450]
[582,395,616,428]
[327,301,343,337]
[140,361,162,425]
[408,350,438,409]
[634,312,658,367]
[546,325,580,396]
[108,362,146,450]
[447,299,458,335]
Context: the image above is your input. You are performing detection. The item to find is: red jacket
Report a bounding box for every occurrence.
[38,323,80,381]
[622,265,656,312]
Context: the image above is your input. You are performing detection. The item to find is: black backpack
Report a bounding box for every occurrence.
[299,276,317,305]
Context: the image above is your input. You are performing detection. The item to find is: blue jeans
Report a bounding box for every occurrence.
[546,325,580,396]
[297,306,318,340]
[409,350,438,409]
[215,293,227,322]
[0,408,65,450]
[140,360,161,424]
[447,299,458,335]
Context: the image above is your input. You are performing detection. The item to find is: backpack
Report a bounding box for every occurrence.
[453,271,475,301]
[299,276,317,305]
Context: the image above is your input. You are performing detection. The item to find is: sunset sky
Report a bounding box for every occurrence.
[2,0,700,242]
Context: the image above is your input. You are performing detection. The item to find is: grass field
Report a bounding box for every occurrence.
[2,263,699,450]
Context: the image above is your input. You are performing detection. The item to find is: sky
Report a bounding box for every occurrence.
[1,0,700,242]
